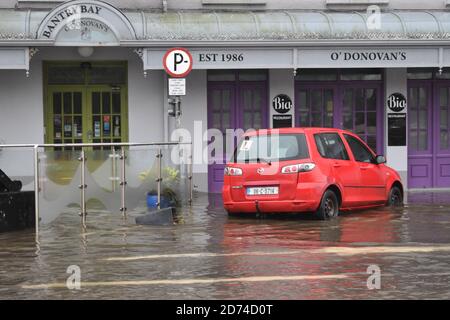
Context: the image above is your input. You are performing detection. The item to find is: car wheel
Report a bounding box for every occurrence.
[315,190,339,220]
[387,186,403,206]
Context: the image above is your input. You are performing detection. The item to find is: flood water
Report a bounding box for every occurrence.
[1,191,450,299]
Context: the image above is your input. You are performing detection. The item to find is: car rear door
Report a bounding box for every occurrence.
[313,132,362,207]
[343,133,386,204]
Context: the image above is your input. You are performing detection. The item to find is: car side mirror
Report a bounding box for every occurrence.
[375,155,386,164]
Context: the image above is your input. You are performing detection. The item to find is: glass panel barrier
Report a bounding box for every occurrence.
[0,142,192,230]
[38,149,81,225]
[84,149,121,214]
[125,147,159,213]
[161,145,190,207]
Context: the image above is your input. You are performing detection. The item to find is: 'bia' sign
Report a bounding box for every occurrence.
[272,94,292,114]
[387,93,407,112]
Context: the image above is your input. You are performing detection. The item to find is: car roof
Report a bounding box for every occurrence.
[244,127,352,136]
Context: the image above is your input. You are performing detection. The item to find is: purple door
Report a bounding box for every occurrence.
[408,83,433,188]
[340,84,383,154]
[435,84,450,187]
[296,85,336,128]
[207,84,235,193]
[295,82,383,154]
[409,81,450,188]
[207,74,268,193]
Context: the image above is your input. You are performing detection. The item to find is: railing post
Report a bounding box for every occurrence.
[157,148,162,210]
[111,146,116,192]
[78,148,87,228]
[33,145,40,236]
[119,146,127,217]
[188,143,193,205]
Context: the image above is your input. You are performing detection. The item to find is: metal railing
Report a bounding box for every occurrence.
[0,141,193,234]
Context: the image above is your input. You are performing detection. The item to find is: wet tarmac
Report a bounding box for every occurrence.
[1,191,450,299]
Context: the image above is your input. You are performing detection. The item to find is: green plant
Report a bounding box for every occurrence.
[140,166,181,206]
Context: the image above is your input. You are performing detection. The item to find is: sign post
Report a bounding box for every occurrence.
[163,48,193,119]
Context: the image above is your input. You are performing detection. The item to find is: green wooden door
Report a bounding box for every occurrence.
[87,85,128,150]
[44,62,128,150]
[46,86,85,148]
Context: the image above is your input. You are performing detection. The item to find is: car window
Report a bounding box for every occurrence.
[314,133,349,160]
[234,133,309,163]
[344,134,375,163]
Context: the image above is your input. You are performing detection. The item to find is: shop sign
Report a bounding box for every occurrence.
[388,113,407,146]
[40,4,102,39]
[298,48,441,68]
[387,93,407,112]
[330,51,407,62]
[198,53,244,63]
[36,1,136,43]
[143,48,293,70]
[272,94,292,114]
[387,92,407,146]
[143,47,446,71]
[272,115,293,128]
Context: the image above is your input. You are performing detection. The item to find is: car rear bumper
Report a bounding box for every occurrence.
[222,182,323,213]
[223,199,319,213]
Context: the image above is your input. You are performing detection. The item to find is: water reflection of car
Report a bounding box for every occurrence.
[222,128,404,220]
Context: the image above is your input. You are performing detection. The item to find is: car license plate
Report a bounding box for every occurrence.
[246,186,279,196]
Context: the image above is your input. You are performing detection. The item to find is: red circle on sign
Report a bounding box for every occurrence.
[163,47,193,78]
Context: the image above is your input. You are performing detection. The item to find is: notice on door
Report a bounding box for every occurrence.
[388,113,406,146]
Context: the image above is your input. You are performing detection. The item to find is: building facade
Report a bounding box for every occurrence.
[1,0,450,192]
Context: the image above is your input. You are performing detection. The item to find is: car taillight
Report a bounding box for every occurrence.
[224,167,243,176]
[281,163,316,174]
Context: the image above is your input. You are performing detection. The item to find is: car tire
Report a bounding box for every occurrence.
[387,186,403,206]
[315,190,339,220]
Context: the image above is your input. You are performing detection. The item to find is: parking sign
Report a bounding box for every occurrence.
[163,48,193,78]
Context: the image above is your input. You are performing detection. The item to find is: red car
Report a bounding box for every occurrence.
[222,128,403,220]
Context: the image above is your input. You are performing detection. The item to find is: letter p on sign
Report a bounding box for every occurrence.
[163,48,193,78]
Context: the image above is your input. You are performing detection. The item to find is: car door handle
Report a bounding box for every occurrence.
[360,165,370,170]
[333,163,342,168]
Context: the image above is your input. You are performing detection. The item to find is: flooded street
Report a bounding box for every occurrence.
[1,191,450,299]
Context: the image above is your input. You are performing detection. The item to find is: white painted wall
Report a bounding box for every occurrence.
[0,46,165,181]
[170,70,209,192]
[0,67,43,180]
[384,68,408,187]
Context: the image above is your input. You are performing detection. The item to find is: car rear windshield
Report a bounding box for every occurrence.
[232,133,309,163]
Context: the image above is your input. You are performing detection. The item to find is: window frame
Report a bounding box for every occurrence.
[313,132,350,161]
[232,133,310,163]
[343,133,377,164]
